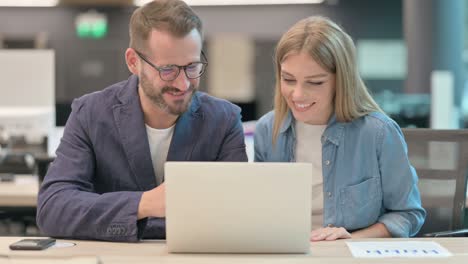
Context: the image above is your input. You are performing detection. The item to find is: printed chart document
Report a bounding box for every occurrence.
[346,241,452,258]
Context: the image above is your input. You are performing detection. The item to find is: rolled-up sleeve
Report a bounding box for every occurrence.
[376,120,426,237]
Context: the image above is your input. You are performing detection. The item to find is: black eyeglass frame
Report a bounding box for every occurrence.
[134,49,208,81]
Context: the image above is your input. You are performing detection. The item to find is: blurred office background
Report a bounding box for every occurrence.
[0,0,466,127]
[0,0,467,235]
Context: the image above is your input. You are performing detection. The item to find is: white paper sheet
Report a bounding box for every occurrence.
[346,241,452,258]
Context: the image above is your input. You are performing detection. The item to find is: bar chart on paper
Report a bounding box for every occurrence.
[346,241,452,258]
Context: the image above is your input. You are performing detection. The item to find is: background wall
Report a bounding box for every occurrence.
[0,0,403,122]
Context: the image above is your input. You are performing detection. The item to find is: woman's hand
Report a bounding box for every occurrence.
[310,226,352,241]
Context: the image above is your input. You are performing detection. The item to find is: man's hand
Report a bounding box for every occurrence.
[310,226,352,241]
[137,183,165,219]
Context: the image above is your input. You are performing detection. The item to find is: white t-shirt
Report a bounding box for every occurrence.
[295,121,326,230]
[146,124,175,186]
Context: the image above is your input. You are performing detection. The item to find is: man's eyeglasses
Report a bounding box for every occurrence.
[134,50,208,81]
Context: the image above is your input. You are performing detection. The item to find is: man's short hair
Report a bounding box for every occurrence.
[129,0,203,52]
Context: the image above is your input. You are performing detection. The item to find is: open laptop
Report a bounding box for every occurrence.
[165,162,312,253]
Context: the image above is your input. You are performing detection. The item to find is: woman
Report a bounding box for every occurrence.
[254,16,425,241]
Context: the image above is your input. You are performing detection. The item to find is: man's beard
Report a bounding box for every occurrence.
[140,71,196,116]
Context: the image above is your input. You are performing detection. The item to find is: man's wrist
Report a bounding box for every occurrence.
[137,191,149,219]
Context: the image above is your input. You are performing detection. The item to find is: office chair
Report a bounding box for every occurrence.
[402,128,468,237]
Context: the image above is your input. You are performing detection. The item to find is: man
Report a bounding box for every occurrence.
[36,0,248,242]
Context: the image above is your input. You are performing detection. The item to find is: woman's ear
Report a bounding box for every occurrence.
[125,48,139,75]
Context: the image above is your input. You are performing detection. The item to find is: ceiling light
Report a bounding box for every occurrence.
[135,0,324,6]
[0,0,58,7]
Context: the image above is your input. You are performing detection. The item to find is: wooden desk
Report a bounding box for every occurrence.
[1,237,468,264]
[0,175,38,208]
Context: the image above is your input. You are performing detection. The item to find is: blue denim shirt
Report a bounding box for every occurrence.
[254,111,426,237]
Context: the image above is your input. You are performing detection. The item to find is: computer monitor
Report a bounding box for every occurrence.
[0,50,55,146]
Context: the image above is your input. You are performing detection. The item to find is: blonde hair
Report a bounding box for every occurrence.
[129,0,203,52]
[272,16,382,144]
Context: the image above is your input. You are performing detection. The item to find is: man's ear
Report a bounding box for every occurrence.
[125,48,139,75]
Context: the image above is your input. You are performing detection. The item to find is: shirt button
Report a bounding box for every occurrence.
[327,192,332,197]
[325,160,330,166]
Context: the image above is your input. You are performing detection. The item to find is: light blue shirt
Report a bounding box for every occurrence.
[254,111,426,237]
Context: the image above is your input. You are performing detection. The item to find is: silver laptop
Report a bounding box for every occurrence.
[165,162,312,253]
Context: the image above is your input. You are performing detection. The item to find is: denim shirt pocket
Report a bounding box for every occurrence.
[339,177,382,230]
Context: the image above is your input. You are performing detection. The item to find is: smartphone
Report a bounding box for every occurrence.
[9,238,56,250]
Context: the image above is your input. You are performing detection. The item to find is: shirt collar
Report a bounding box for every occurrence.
[279,110,344,146]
